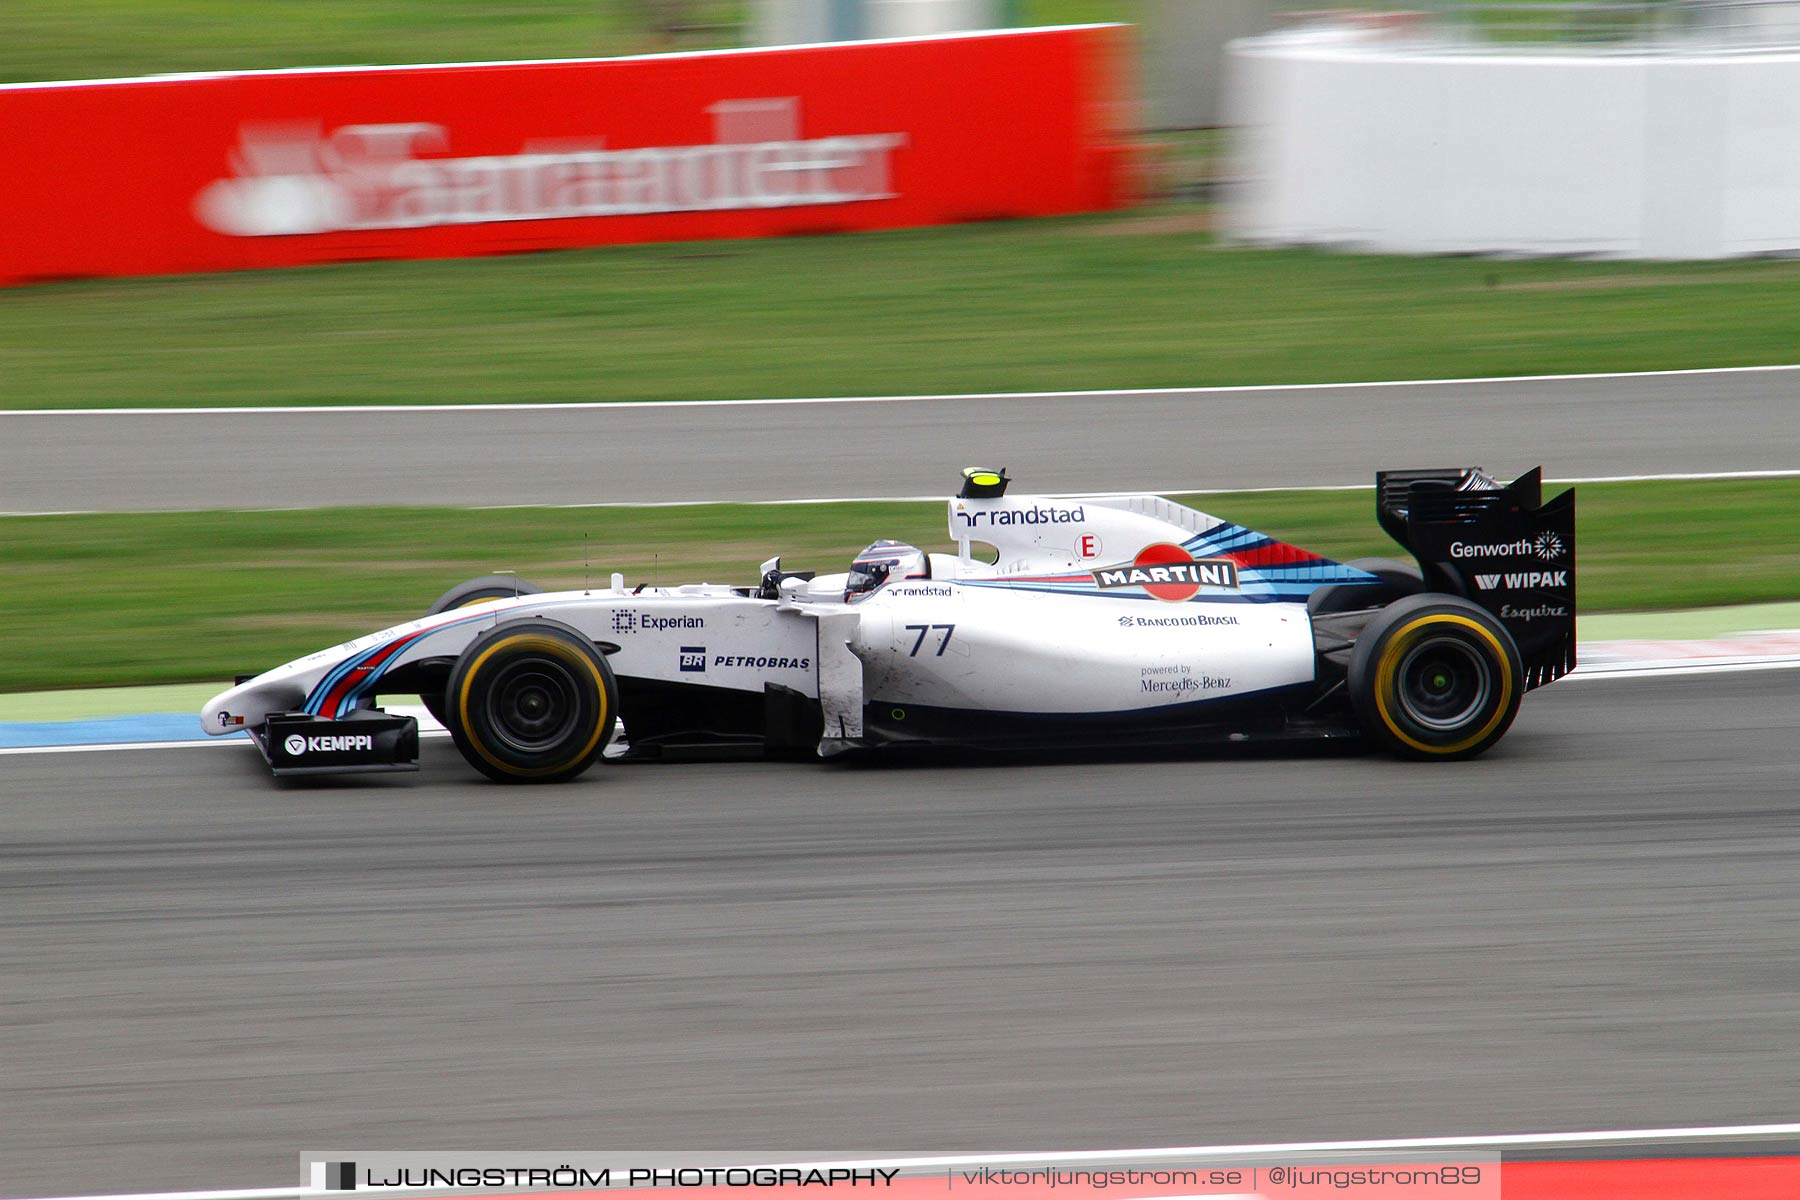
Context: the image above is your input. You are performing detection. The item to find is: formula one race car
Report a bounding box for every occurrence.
[203,467,1575,782]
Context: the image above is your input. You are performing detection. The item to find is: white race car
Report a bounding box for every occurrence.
[203,467,1576,782]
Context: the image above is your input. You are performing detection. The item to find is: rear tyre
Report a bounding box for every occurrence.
[444,620,616,784]
[420,576,544,727]
[1348,594,1523,761]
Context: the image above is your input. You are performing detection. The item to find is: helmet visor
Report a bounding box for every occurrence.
[845,558,898,600]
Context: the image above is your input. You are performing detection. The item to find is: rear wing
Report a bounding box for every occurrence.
[1377,467,1575,690]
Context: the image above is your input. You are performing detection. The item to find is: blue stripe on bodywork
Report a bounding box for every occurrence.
[301,596,596,716]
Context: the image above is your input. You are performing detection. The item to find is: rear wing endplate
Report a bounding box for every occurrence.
[1377,467,1576,690]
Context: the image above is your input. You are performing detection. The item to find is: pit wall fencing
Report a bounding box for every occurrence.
[0,25,1135,287]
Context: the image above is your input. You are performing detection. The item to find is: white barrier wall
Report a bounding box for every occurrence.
[867,0,996,38]
[752,0,998,44]
[1226,27,1800,259]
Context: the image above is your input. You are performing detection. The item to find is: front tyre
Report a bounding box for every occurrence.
[420,576,546,728]
[1348,594,1524,761]
[445,620,616,784]
[427,575,544,614]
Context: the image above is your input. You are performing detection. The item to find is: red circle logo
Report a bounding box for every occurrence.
[1135,542,1202,603]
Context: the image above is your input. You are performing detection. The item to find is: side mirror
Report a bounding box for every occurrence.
[758,556,784,600]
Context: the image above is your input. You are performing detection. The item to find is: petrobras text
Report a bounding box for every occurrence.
[713,654,812,670]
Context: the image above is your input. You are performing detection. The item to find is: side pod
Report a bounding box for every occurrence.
[1376,467,1576,690]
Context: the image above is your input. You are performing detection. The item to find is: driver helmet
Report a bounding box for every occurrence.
[845,540,928,602]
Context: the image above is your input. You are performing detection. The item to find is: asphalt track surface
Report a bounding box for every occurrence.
[4,369,1800,512]
[5,669,1798,1196]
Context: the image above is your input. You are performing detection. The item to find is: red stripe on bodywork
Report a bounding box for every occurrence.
[1225,541,1325,568]
[317,634,415,718]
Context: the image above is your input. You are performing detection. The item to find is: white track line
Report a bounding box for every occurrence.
[0,738,234,756]
[4,364,1799,418]
[12,1122,1800,1200]
[0,730,451,758]
[467,469,1800,510]
[8,1192,311,1200]
[1553,469,1800,484]
[0,656,1794,759]
[5,470,1799,520]
[1563,656,1800,681]
[0,25,1118,93]
[775,1121,1800,1169]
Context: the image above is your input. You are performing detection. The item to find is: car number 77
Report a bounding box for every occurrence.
[904,624,956,657]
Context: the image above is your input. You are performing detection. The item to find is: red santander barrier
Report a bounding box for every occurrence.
[0,26,1134,287]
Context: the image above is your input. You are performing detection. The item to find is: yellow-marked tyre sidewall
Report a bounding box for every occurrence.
[425,576,544,617]
[445,621,616,784]
[1350,598,1524,761]
[421,578,547,729]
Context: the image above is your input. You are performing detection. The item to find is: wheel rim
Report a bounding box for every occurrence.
[1394,636,1492,733]
[484,655,581,752]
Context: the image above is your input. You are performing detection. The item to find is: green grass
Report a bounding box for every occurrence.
[0,1,1130,85]
[6,218,1800,409]
[3,478,1796,692]
[0,1,726,84]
